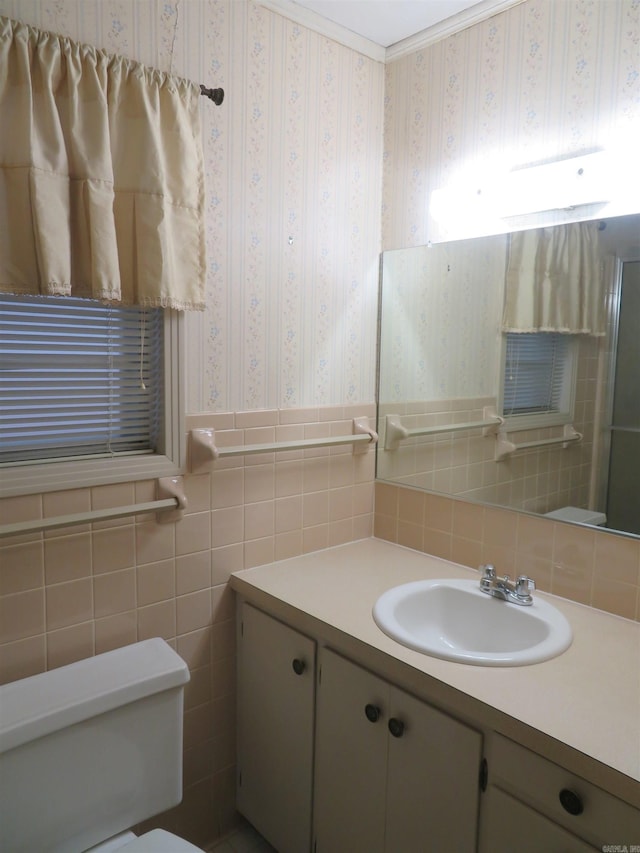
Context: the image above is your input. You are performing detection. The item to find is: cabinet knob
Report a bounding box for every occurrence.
[388,717,405,738]
[292,658,306,675]
[364,703,381,723]
[559,788,584,816]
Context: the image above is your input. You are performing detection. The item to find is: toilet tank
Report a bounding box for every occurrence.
[0,638,190,853]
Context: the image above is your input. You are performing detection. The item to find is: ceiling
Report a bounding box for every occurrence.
[291,0,488,48]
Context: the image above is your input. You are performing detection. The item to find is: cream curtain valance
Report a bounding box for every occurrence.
[502,221,605,336]
[0,16,206,310]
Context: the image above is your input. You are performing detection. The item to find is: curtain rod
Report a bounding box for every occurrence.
[200,85,224,105]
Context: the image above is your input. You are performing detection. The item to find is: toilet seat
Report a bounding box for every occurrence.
[120,829,204,852]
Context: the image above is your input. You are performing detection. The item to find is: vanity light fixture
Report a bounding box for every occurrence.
[495,150,610,218]
[428,144,640,235]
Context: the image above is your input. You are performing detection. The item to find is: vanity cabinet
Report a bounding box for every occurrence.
[479,734,640,852]
[236,603,316,853]
[235,599,639,853]
[313,648,483,853]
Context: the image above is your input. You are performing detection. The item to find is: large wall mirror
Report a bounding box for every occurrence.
[377,213,640,538]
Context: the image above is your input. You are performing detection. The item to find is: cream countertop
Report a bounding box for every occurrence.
[231,537,640,809]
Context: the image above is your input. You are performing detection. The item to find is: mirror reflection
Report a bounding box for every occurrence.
[377,214,640,538]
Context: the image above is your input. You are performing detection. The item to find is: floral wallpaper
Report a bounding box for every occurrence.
[383,0,640,249]
[0,0,385,413]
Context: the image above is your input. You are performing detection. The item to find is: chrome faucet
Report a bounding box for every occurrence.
[479,564,535,606]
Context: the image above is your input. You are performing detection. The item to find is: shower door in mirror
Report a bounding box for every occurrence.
[605,261,640,535]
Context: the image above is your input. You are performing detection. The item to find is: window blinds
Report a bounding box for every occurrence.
[502,332,571,416]
[0,296,163,464]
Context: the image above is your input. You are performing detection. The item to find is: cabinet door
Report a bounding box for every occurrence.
[385,685,483,853]
[236,604,315,853]
[480,787,597,852]
[313,648,388,853]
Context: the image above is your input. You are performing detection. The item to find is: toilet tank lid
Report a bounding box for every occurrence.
[544,506,607,525]
[0,638,190,754]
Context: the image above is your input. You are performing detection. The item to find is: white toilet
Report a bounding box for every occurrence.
[544,506,607,526]
[0,638,204,853]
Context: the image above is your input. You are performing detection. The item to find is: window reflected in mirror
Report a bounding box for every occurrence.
[376,214,640,538]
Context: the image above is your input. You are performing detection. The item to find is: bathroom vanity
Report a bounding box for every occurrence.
[231,538,640,852]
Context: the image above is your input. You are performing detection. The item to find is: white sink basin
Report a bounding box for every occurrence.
[373,578,572,666]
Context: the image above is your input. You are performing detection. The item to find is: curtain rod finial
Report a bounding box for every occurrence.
[200,85,224,105]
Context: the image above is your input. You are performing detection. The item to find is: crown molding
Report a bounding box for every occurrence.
[385,0,526,61]
[255,0,386,62]
[257,0,525,63]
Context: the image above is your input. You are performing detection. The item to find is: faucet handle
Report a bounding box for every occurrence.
[480,563,496,579]
[515,575,535,597]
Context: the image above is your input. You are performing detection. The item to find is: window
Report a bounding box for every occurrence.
[0,295,184,497]
[500,332,577,429]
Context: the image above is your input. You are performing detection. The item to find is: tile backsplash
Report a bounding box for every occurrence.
[0,404,375,847]
[374,481,640,623]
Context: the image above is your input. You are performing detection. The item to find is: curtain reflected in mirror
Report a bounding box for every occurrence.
[376,214,640,538]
